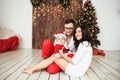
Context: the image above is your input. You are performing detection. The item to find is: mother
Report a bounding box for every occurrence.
[23,24,93,77]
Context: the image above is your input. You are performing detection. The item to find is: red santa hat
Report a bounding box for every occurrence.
[54,32,66,39]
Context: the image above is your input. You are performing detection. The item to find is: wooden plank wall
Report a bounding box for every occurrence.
[32,0,82,49]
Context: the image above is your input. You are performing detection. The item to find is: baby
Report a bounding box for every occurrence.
[53,32,74,58]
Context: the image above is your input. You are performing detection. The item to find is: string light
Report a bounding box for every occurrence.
[32,0,81,24]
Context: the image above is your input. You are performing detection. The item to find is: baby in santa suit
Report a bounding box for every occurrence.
[47,32,74,74]
[53,32,74,58]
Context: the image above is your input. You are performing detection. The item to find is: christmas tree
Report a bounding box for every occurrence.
[77,0,100,47]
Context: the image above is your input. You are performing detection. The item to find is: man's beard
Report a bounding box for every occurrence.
[66,33,73,37]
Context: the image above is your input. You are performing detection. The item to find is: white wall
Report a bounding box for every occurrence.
[0,0,120,50]
[0,0,32,48]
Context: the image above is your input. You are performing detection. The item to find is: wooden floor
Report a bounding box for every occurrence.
[0,49,120,80]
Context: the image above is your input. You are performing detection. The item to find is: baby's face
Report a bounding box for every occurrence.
[56,36,65,44]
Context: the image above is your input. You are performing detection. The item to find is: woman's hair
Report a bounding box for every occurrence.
[73,24,93,50]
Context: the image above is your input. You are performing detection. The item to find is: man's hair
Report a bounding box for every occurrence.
[64,19,75,25]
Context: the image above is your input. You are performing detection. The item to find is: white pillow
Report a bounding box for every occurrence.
[0,28,21,39]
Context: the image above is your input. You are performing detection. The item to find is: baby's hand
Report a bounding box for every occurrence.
[54,53,61,58]
[68,51,72,53]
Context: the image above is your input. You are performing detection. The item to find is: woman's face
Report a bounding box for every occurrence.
[75,27,82,40]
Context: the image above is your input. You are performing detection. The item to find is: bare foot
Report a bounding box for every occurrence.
[23,67,30,70]
[22,68,33,74]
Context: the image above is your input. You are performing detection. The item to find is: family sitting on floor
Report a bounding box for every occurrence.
[22,19,105,77]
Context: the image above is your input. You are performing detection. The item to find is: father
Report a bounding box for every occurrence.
[41,19,76,74]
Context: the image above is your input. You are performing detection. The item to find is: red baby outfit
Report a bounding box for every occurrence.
[47,43,74,74]
[41,40,74,74]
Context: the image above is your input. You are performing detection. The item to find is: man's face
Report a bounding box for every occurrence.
[64,23,74,36]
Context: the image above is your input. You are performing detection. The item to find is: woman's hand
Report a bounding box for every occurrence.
[54,53,61,58]
[59,47,64,57]
[59,47,74,64]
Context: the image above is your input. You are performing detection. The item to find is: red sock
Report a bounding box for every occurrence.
[67,54,74,58]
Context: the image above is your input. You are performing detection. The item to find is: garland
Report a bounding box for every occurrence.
[60,0,70,8]
[31,0,70,7]
[31,0,44,7]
